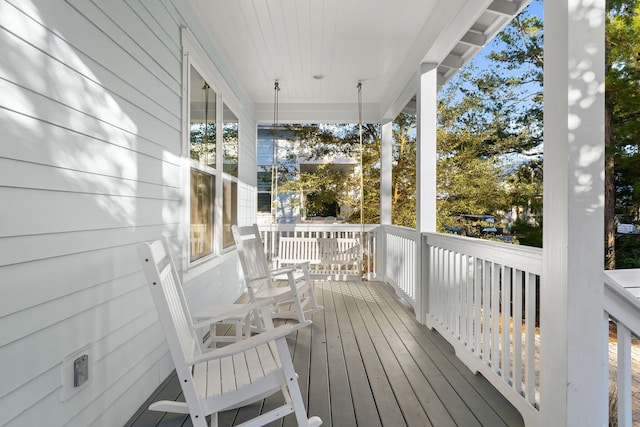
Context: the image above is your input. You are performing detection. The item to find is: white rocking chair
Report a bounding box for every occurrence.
[232,224,323,325]
[138,238,322,427]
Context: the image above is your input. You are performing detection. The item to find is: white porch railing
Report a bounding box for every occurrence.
[421,231,542,424]
[604,269,640,427]
[377,225,418,309]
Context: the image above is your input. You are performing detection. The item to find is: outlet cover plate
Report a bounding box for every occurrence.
[61,344,92,401]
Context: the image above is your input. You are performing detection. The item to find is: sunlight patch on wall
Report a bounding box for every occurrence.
[1,0,141,226]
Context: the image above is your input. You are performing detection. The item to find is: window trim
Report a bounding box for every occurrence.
[181,28,242,272]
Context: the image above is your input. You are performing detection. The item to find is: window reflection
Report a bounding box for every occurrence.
[190,169,214,261]
[190,66,216,168]
[223,178,237,248]
[223,103,238,177]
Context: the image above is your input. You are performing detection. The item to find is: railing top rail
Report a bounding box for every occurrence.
[423,231,543,275]
[380,224,419,240]
[604,269,640,336]
[258,223,378,233]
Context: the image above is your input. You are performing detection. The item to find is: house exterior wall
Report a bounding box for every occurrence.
[256,126,299,223]
[0,0,256,425]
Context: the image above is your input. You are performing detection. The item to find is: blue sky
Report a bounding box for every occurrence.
[469,0,543,70]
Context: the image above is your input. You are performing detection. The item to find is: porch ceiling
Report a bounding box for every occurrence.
[187,0,529,123]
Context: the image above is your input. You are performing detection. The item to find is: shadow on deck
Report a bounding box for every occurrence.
[125,280,524,427]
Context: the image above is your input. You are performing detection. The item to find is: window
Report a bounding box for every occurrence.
[222,104,239,248]
[190,67,216,167]
[257,170,271,212]
[223,103,238,177]
[184,53,240,265]
[189,66,216,262]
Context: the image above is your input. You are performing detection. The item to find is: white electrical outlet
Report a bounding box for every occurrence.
[61,344,92,401]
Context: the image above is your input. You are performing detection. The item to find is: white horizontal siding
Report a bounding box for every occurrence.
[0,0,257,425]
[0,3,181,150]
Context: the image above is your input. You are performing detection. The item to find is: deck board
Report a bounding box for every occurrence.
[125,280,524,427]
[333,281,383,427]
[322,280,358,426]
[306,285,332,425]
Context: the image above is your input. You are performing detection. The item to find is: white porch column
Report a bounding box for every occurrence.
[541,1,607,426]
[380,120,393,225]
[376,119,393,280]
[416,63,438,233]
[416,63,438,324]
[375,119,393,281]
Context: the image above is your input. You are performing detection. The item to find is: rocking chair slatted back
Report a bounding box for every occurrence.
[232,225,323,324]
[232,225,272,292]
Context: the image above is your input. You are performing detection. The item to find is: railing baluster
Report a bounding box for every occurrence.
[436,246,443,321]
[491,262,500,374]
[452,250,459,337]
[513,269,523,395]
[525,272,536,406]
[483,260,491,364]
[501,266,511,383]
[474,258,482,356]
[455,250,461,338]
[617,323,632,427]
[464,255,475,351]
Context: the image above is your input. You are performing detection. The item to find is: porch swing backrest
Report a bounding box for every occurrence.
[276,236,362,277]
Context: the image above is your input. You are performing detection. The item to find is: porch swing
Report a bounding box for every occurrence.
[269,80,368,279]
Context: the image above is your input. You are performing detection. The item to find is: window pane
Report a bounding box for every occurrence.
[257,192,271,212]
[190,66,216,168]
[223,103,238,177]
[257,170,271,191]
[190,169,214,261]
[223,178,237,248]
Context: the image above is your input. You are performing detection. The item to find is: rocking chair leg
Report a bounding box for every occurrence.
[209,412,218,427]
[274,338,313,426]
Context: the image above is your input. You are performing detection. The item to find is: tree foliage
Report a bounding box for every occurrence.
[435,2,543,242]
[605,0,640,267]
[391,114,417,227]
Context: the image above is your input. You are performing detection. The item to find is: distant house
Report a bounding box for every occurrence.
[256,125,358,224]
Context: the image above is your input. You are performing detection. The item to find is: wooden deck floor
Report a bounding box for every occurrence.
[125,280,524,427]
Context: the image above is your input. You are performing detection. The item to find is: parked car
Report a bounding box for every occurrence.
[617,223,639,234]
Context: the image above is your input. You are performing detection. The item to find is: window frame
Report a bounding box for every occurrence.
[181,29,242,272]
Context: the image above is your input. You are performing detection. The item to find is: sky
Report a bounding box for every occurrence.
[468,0,543,72]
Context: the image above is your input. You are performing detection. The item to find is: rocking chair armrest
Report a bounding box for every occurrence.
[270,261,310,277]
[269,266,296,278]
[188,321,312,365]
[292,260,311,270]
[191,299,275,329]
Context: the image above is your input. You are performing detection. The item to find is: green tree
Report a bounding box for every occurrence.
[606,0,640,268]
[392,114,417,227]
[506,158,543,224]
[435,2,543,243]
[436,82,512,233]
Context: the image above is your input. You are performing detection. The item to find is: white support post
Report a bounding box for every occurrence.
[416,63,438,324]
[377,119,393,281]
[380,120,393,225]
[541,1,607,426]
